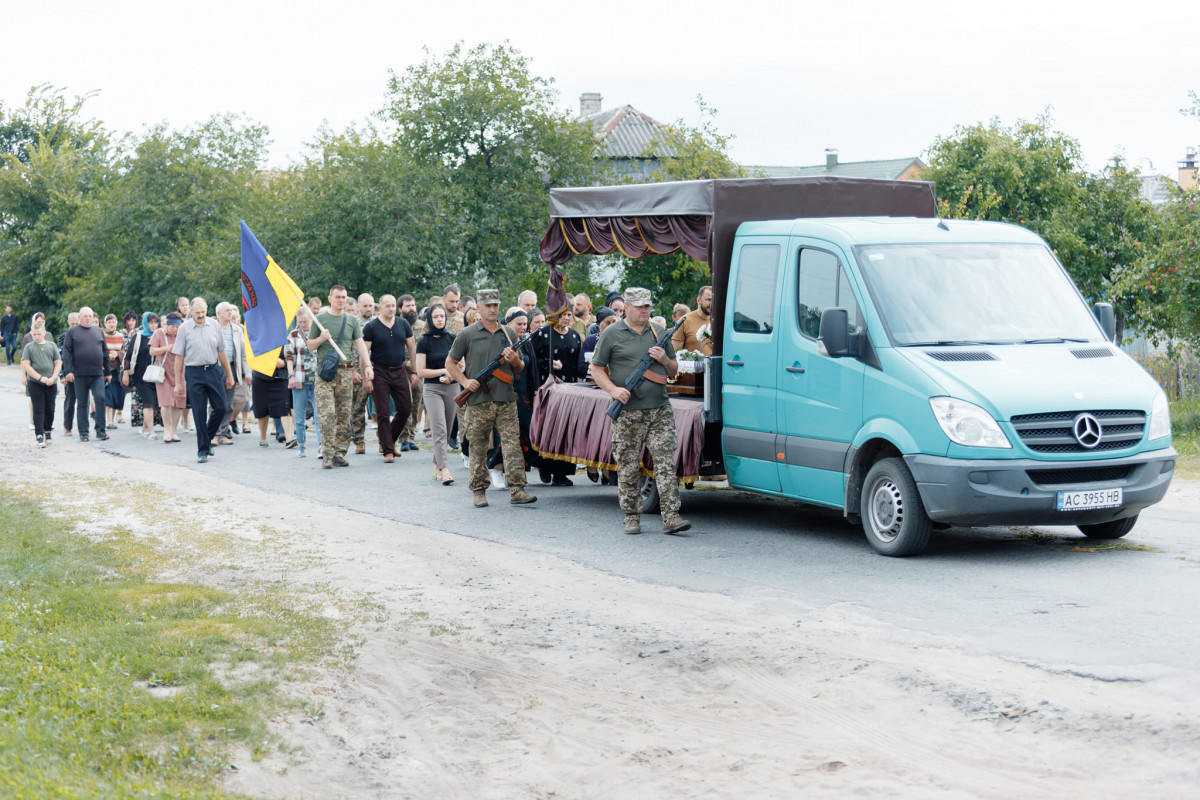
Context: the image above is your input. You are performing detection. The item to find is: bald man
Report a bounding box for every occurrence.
[60,306,109,441]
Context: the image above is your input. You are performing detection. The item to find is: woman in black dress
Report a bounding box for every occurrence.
[530,308,582,485]
[251,353,296,448]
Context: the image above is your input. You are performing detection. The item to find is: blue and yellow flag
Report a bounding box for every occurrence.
[240,220,304,376]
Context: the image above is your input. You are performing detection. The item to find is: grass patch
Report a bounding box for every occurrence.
[0,489,338,798]
[1070,542,1157,553]
[1171,400,1200,479]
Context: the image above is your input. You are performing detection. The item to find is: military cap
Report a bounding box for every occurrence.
[623,287,652,307]
[477,288,500,306]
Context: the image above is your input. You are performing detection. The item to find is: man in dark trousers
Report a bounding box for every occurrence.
[57,312,79,435]
[1,305,18,365]
[60,306,109,442]
[171,298,234,463]
[362,293,416,463]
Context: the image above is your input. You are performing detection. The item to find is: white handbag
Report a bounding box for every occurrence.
[143,357,166,384]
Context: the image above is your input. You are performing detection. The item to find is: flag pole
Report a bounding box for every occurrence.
[298,304,347,360]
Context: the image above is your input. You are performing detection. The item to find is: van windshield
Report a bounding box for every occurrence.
[855,243,1104,346]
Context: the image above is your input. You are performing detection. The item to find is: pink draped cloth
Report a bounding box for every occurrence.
[530,379,704,481]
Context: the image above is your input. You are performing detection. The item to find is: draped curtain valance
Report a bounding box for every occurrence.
[539,214,710,265]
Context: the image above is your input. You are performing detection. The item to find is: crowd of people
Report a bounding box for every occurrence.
[9,282,715,533]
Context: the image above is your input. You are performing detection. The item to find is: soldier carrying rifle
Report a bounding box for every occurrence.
[590,287,691,536]
[446,288,538,509]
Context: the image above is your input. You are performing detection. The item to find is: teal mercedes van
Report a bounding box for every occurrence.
[720,217,1176,555]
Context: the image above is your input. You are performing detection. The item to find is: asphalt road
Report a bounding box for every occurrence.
[5,371,1198,681]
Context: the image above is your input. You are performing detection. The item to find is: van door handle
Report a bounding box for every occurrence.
[726,359,744,367]
[785,365,805,374]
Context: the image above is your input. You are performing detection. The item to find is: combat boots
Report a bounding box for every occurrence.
[624,515,642,535]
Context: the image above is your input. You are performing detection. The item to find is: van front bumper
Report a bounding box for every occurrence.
[903,448,1176,526]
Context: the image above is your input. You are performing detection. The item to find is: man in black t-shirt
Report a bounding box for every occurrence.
[362,294,416,463]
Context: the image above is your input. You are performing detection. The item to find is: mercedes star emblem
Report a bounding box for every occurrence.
[1073,413,1103,449]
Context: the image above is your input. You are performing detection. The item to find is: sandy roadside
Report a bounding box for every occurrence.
[2,379,1198,797]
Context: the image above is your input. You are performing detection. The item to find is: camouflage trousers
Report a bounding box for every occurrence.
[611,404,680,516]
[315,367,353,461]
[465,400,526,493]
[401,379,422,443]
[351,378,369,445]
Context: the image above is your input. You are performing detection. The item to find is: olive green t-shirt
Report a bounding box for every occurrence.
[308,312,362,364]
[447,321,519,405]
[590,319,675,410]
[22,340,60,381]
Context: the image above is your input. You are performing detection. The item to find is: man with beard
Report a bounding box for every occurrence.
[571,293,593,338]
[397,294,424,451]
[671,285,713,356]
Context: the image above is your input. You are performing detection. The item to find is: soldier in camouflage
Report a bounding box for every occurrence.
[445,289,536,508]
[590,287,690,535]
[349,293,374,453]
[307,285,373,469]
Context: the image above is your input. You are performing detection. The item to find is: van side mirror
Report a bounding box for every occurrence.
[819,307,850,357]
[1093,302,1116,342]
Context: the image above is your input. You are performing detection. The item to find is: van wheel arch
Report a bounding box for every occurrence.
[844,439,904,523]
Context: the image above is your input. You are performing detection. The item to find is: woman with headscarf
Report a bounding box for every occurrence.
[415,303,458,484]
[122,312,160,438]
[150,312,186,443]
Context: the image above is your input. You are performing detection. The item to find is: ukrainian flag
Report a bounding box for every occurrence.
[240,220,304,376]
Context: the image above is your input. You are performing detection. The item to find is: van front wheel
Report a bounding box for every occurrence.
[861,458,932,557]
[1078,514,1138,540]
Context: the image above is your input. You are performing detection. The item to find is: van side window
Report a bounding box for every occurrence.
[733,244,780,334]
[798,248,861,339]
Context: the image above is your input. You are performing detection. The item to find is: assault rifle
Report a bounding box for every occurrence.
[605,318,685,421]
[454,334,532,407]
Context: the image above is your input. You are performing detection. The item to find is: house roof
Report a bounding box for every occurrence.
[749,156,924,181]
[1140,174,1178,206]
[581,105,676,159]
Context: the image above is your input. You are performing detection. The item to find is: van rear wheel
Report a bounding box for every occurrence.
[1078,514,1138,540]
[639,475,661,514]
[861,458,932,557]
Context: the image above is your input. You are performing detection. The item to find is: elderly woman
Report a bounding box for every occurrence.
[102,313,127,428]
[150,312,186,443]
[21,321,60,447]
[122,312,160,438]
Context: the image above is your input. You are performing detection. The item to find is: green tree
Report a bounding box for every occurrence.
[55,114,270,317]
[381,41,597,296]
[0,86,110,322]
[1113,93,1200,347]
[253,126,465,300]
[619,97,747,313]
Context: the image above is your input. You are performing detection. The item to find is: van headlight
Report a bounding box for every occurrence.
[1148,390,1171,440]
[929,397,1012,449]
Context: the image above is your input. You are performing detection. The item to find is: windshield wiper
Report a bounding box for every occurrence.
[904,340,1007,347]
[1020,337,1090,344]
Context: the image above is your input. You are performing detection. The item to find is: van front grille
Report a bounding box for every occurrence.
[1010,410,1145,454]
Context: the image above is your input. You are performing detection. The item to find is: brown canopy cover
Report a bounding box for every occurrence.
[539,176,937,354]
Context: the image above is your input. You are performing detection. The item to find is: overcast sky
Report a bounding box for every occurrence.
[5,0,1197,178]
